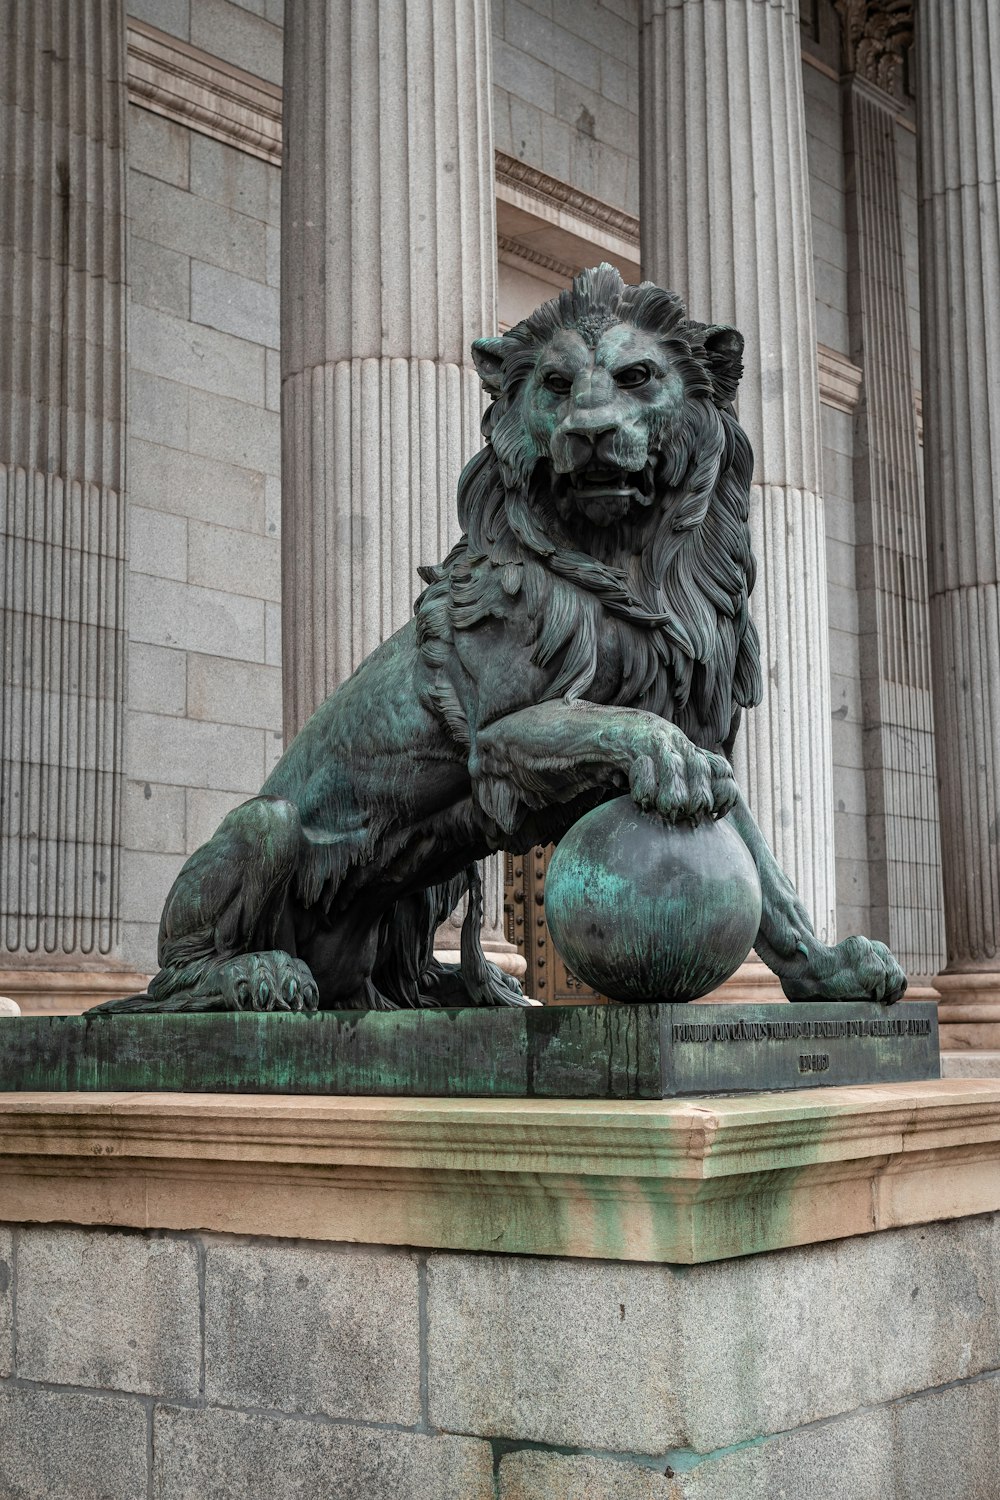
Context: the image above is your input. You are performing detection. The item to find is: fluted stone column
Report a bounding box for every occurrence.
[280,0,521,976]
[917,1,1000,1047]
[842,70,944,989]
[0,1,132,1000]
[640,0,836,950]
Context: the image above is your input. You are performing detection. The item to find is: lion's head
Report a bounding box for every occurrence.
[470,262,745,535]
[417,265,762,757]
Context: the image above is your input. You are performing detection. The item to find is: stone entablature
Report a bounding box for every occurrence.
[2,1081,999,1264]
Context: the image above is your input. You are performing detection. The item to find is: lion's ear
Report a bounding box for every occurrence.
[702,325,744,406]
[471,337,507,395]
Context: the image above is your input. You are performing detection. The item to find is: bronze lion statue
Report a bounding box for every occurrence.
[99,265,905,1013]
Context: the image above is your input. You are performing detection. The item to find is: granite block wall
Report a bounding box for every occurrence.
[0,1219,998,1498]
[492,0,640,215]
[121,51,284,969]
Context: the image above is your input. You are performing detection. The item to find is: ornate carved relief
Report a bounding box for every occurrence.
[836,0,914,100]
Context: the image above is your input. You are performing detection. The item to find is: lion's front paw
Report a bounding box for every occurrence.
[216,951,320,1013]
[628,725,738,824]
[778,935,907,1006]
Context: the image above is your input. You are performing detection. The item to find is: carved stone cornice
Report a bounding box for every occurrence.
[126,19,282,164]
[494,152,640,249]
[835,0,913,100]
[817,345,864,413]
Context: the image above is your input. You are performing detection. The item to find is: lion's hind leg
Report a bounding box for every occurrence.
[90,797,319,1014]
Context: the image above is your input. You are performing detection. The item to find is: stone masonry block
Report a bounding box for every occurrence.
[129,233,190,320]
[191,261,280,350]
[187,520,280,603]
[17,1225,200,1396]
[675,1218,1000,1452]
[891,1375,1000,1499]
[131,303,265,406]
[128,641,188,718]
[561,0,632,64]
[127,711,264,793]
[120,848,187,924]
[0,1227,11,1377]
[675,1407,892,1500]
[185,787,246,852]
[0,1387,147,1500]
[187,387,279,476]
[129,172,266,281]
[494,38,556,113]
[153,1408,495,1500]
[187,653,281,730]
[123,777,187,855]
[190,134,281,226]
[499,1451,674,1500]
[128,366,190,450]
[128,437,265,534]
[128,573,266,663]
[130,504,188,582]
[190,0,282,84]
[128,105,189,189]
[205,1242,420,1423]
[427,1253,684,1452]
[127,0,189,41]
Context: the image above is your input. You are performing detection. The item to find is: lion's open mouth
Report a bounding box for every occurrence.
[557,461,654,526]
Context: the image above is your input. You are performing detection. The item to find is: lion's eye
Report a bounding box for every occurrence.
[615,365,652,390]
[543,372,573,396]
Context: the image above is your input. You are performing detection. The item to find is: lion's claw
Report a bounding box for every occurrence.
[773,934,907,1006]
[217,952,319,1013]
[629,725,737,825]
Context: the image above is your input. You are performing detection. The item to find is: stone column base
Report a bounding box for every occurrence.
[934,971,1000,1049]
[703,955,786,1004]
[432,944,528,980]
[0,970,152,1017]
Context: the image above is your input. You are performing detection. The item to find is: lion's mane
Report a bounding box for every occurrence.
[416,265,763,763]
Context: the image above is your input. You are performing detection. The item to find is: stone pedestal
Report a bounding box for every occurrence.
[280,0,520,976]
[639,0,836,944]
[916,2,1000,1047]
[0,1082,998,1493]
[0,1,129,993]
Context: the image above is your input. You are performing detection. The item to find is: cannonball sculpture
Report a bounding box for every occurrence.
[545,797,763,1003]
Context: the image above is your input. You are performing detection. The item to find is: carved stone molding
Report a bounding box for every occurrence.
[817,345,863,412]
[494,152,640,250]
[126,19,281,164]
[497,235,579,285]
[836,0,914,100]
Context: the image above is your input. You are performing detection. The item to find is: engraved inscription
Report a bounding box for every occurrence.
[799,1053,830,1073]
[672,1016,933,1045]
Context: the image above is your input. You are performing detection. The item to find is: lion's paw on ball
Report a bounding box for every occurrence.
[544,796,762,1003]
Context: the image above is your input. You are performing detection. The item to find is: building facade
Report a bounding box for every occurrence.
[1,0,997,1047]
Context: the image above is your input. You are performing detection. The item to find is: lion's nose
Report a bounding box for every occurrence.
[553,424,618,473]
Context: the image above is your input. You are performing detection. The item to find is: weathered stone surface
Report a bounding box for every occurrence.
[0,1387,147,1500]
[677,1217,1000,1450]
[204,1242,421,1423]
[499,1451,675,1500]
[0,1228,11,1376]
[891,1376,1000,1499]
[427,1253,683,1451]
[17,1225,200,1396]
[153,1407,494,1500]
[430,1216,1000,1453]
[675,1407,892,1500]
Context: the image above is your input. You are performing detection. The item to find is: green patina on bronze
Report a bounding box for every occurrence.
[0,1002,938,1098]
[545,797,762,1001]
[89,265,907,1022]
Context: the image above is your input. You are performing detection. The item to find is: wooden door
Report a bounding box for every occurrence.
[504,847,606,1005]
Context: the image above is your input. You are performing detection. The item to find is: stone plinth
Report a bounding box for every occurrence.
[0,1085,998,1495]
[1,1080,998,1265]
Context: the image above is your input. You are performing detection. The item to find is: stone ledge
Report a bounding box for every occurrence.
[0,1081,997,1264]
